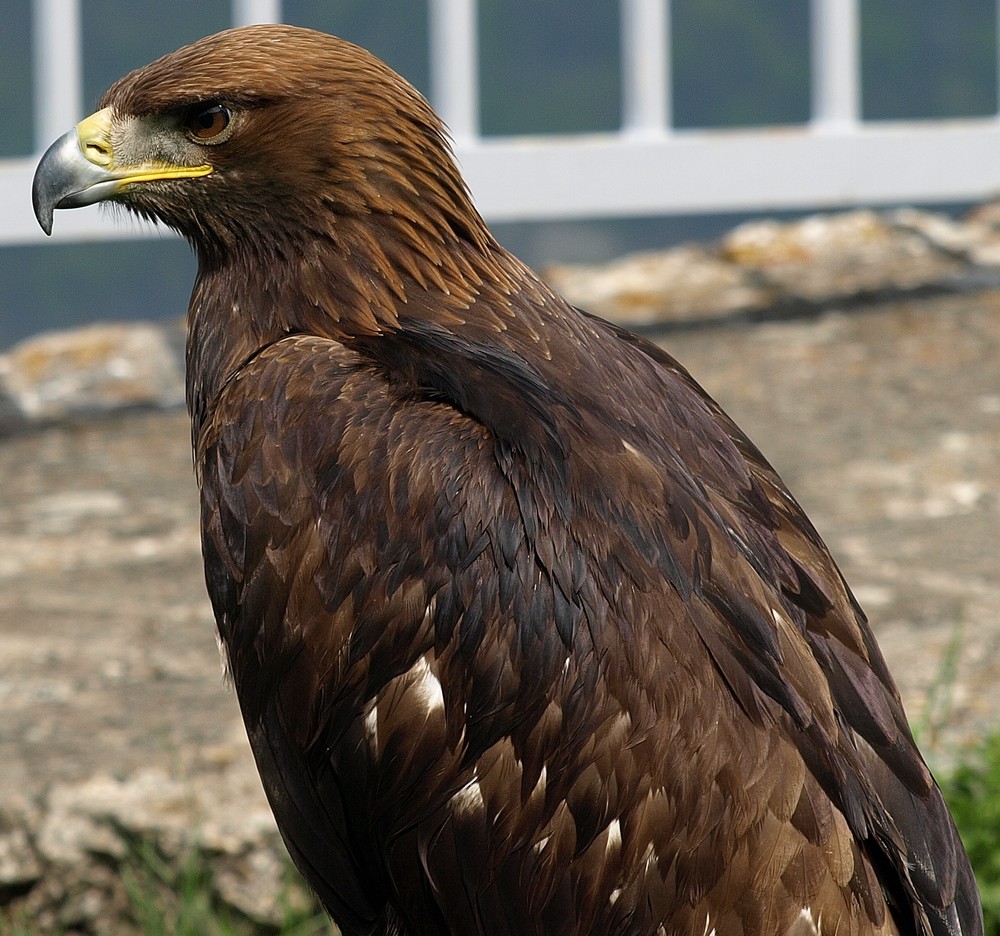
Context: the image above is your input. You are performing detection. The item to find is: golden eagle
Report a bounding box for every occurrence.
[33,25,981,936]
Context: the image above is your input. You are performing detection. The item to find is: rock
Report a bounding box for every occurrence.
[18,862,135,935]
[0,828,42,895]
[963,198,1000,232]
[0,322,184,428]
[36,771,193,865]
[544,208,976,330]
[543,245,770,325]
[890,206,1000,268]
[36,759,277,866]
[213,845,319,926]
[0,799,42,896]
[22,755,304,928]
[719,209,962,301]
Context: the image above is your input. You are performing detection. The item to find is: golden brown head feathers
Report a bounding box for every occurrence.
[101,26,503,332]
[100,24,472,237]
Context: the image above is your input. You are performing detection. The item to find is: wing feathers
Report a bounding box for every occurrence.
[196,324,978,936]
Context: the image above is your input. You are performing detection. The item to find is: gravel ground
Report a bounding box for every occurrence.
[2,287,999,830]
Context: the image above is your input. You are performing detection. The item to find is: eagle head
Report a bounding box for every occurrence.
[32,24,479,264]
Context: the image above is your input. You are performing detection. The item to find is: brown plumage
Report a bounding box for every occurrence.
[32,25,981,936]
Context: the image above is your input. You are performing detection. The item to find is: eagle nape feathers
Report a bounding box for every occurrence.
[32,24,982,936]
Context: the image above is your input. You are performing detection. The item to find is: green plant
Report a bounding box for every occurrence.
[0,844,331,936]
[120,835,331,936]
[122,836,237,936]
[911,617,965,758]
[0,909,47,936]
[939,731,1000,936]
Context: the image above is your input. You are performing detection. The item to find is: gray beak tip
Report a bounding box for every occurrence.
[33,192,54,236]
[32,128,116,236]
[32,132,77,236]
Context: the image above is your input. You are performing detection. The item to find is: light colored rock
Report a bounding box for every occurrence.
[36,760,277,869]
[543,245,769,324]
[191,755,281,857]
[0,322,184,426]
[720,209,961,300]
[546,208,972,328]
[723,210,888,265]
[36,770,192,864]
[963,198,1000,230]
[28,760,303,927]
[214,845,316,926]
[890,206,1000,267]
[889,208,982,255]
[0,827,42,889]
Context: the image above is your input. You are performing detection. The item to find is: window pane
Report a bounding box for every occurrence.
[480,0,620,135]
[282,0,430,95]
[82,0,229,109]
[1,1,33,156]
[861,0,997,120]
[0,241,196,349]
[672,0,809,129]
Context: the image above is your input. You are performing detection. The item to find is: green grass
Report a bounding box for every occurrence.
[907,616,998,934]
[910,617,966,756]
[0,913,40,936]
[939,732,1000,936]
[120,837,331,936]
[0,837,333,936]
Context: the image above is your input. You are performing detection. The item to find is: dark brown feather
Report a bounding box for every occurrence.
[92,25,982,936]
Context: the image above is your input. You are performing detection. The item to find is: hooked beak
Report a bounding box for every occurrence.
[32,107,212,235]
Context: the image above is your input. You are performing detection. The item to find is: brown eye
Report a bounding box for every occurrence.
[186,103,231,141]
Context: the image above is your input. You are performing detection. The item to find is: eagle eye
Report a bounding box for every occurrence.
[184,103,232,142]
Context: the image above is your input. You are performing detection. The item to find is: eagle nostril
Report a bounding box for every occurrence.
[83,138,112,167]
